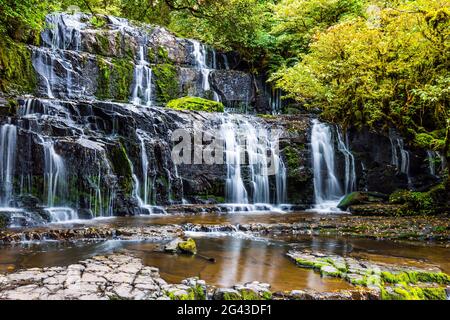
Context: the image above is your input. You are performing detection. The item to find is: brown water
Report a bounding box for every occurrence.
[1,212,449,292]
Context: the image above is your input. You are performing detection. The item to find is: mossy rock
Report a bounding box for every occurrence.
[338,191,387,210]
[239,288,261,300]
[0,37,37,95]
[167,96,224,113]
[177,238,197,255]
[95,57,134,102]
[108,143,133,195]
[153,63,179,103]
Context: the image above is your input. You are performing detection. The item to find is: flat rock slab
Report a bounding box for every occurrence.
[0,254,169,300]
[0,225,182,243]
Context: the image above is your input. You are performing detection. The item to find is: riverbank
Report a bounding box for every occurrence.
[1,211,448,244]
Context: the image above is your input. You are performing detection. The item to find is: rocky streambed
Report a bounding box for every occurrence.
[0,211,449,300]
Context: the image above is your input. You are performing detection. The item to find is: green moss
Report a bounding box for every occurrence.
[388,185,445,216]
[381,283,446,300]
[240,289,261,300]
[0,38,36,94]
[177,238,197,255]
[90,16,107,29]
[257,114,277,119]
[381,271,450,285]
[167,96,224,113]
[295,258,330,269]
[94,33,111,56]
[108,143,133,195]
[261,291,273,300]
[166,289,196,300]
[153,63,179,103]
[96,57,134,102]
[223,292,242,300]
[192,285,206,300]
[147,46,172,64]
[283,146,301,169]
[337,192,366,210]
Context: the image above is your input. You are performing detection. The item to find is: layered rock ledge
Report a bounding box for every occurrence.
[182,214,450,242]
[0,253,378,300]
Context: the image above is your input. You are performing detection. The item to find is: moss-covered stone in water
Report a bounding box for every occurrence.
[167,96,224,113]
[223,291,242,300]
[153,63,179,103]
[108,143,133,195]
[381,283,447,301]
[166,289,195,300]
[239,289,261,300]
[0,38,37,95]
[177,238,197,255]
[381,271,450,285]
[320,265,341,278]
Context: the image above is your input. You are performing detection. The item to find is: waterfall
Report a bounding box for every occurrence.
[40,137,79,222]
[131,133,167,215]
[222,117,248,205]
[310,119,344,212]
[42,13,84,50]
[0,124,17,207]
[426,151,438,177]
[191,40,220,102]
[389,130,412,187]
[336,128,356,194]
[221,115,287,211]
[270,89,282,115]
[130,46,153,106]
[32,13,86,99]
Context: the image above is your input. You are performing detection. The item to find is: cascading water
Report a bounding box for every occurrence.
[221,115,287,212]
[389,130,412,188]
[310,119,345,212]
[41,139,79,222]
[131,131,167,215]
[130,45,153,106]
[0,124,17,207]
[336,129,356,194]
[191,40,220,102]
[426,151,438,177]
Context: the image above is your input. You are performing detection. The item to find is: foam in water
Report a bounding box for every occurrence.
[46,207,79,223]
[0,124,17,207]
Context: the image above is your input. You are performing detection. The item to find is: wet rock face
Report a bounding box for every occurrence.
[277,116,314,205]
[30,12,267,111]
[345,128,441,194]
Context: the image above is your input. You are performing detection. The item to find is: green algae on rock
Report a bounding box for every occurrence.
[287,250,450,300]
[177,238,197,255]
[167,96,224,113]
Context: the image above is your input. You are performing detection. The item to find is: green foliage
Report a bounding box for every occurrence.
[388,182,448,215]
[167,96,224,112]
[272,0,449,163]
